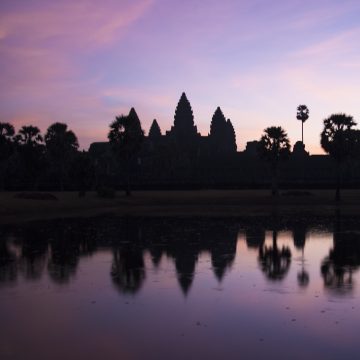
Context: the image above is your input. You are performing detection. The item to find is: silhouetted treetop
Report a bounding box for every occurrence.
[296,105,309,123]
[0,122,15,139]
[44,122,79,190]
[320,113,357,201]
[258,126,290,196]
[297,104,309,144]
[45,122,79,155]
[16,126,43,146]
[0,122,15,161]
[258,126,290,162]
[148,119,162,139]
[321,113,357,163]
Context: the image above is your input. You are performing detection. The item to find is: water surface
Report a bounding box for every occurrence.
[1,216,360,360]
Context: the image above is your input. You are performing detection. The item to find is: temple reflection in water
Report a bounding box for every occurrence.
[1,216,360,296]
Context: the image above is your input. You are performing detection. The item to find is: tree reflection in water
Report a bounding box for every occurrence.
[258,230,292,281]
[47,227,81,284]
[321,227,360,295]
[3,216,360,297]
[18,228,48,281]
[0,230,17,286]
[292,222,309,288]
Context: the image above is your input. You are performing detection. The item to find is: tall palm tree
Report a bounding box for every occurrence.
[108,109,144,196]
[296,105,309,144]
[320,113,356,202]
[15,125,44,189]
[45,122,79,190]
[16,126,43,146]
[258,126,291,196]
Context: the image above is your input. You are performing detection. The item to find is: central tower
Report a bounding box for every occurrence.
[168,92,199,143]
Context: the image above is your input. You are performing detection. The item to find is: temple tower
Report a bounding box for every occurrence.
[168,92,199,143]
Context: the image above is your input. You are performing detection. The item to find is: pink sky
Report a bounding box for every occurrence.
[1,0,360,153]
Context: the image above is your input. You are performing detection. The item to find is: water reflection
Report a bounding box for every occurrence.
[0,235,17,285]
[291,222,310,287]
[321,217,360,295]
[1,216,360,296]
[2,216,360,360]
[258,230,292,281]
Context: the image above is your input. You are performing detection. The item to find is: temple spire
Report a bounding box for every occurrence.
[226,119,237,152]
[169,92,198,140]
[210,106,226,138]
[149,119,161,139]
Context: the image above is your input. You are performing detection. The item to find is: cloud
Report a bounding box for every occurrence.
[288,0,360,30]
[290,28,360,60]
[0,0,153,47]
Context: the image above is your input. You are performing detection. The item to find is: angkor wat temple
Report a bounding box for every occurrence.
[89,93,360,189]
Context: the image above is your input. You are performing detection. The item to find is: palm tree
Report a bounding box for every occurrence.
[15,125,44,189]
[320,113,356,202]
[258,126,291,196]
[0,122,15,190]
[296,105,309,144]
[16,126,43,146]
[45,123,79,190]
[108,108,144,196]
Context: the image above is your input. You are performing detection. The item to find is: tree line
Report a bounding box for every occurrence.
[262,112,360,200]
[0,108,359,200]
[0,122,88,192]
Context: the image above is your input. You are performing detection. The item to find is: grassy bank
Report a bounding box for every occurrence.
[1,189,359,224]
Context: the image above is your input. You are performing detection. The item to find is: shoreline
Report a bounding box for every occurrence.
[1,189,359,225]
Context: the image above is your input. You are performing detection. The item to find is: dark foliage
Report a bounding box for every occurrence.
[321,113,357,201]
[0,122,15,189]
[258,126,291,196]
[45,122,79,190]
[15,125,45,189]
[108,108,144,196]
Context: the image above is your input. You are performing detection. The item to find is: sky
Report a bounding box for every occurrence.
[1,0,360,153]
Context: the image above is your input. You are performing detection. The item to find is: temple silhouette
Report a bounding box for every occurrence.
[88,92,360,189]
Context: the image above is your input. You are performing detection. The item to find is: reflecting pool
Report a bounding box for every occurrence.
[1,216,360,360]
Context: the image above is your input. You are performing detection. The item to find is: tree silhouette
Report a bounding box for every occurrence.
[320,113,357,201]
[45,122,79,190]
[15,125,44,189]
[0,122,15,190]
[258,126,291,196]
[108,108,144,196]
[296,105,309,144]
